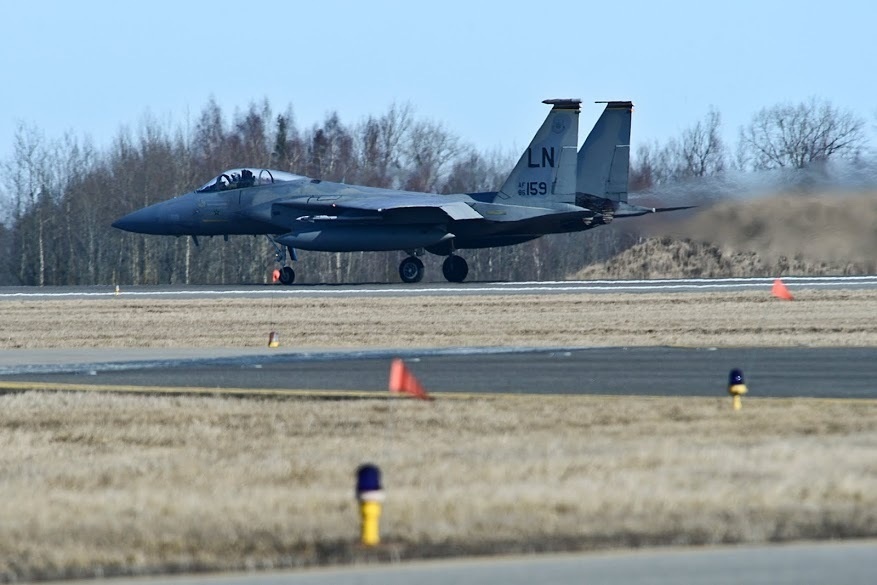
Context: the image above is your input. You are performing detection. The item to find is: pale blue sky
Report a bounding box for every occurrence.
[2,0,874,164]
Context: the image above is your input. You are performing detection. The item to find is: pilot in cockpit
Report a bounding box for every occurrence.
[205,176,225,192]
[239,169,255,187]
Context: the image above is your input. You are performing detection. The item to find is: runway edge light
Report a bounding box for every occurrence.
[728,368,748,411]
[356,464,384,546]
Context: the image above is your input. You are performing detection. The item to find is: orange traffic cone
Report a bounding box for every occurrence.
[272,269,281,283]
[389,358,432,400]
[771,278,793,301]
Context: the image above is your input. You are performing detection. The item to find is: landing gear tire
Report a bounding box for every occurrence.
[442,255,468,283]
[279,266,295,285]
[399,257,424,283]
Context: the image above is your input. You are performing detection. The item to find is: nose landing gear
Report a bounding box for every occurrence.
[278,266,295,285]
[268,236,297,285]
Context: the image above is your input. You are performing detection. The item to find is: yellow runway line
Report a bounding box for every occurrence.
[0,380,379,399]
[0,381,627,401]
[0,380,482,400]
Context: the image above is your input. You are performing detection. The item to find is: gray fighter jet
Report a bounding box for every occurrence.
[113,99,680,284]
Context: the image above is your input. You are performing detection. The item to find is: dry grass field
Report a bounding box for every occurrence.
[1,290,876,580]
[0,391,874,581]
[3,289,877,350]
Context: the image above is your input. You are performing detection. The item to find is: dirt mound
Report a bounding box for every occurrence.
[574,193,877,279]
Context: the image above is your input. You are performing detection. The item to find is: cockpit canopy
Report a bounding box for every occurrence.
[196,168,305,193]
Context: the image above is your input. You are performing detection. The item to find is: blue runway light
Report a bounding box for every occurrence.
[355,463,384,546]
[356,464,382,495]
[729,369,745,385]
[727,368,748,411]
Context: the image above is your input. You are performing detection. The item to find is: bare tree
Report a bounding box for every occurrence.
[678,107,725,177]
[193,97,228,170]
[440,148,513,194]
[3,124,55,285]
[630,108,725,189]
[231,100,272,167]
[402,120,461,192]
[737,97,865,170]
[306,112,355,181]
[356,102,413,188]
[629,140,678,188]
[629,142,656,191]
[272,108,305,173]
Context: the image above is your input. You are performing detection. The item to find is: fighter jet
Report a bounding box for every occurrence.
[113,99,679,284]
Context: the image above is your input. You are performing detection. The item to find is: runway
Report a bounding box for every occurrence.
[2,345,876,398]
[41,540,877,585]
[2,274,877,299]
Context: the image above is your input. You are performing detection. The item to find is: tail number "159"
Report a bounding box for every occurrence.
[518,181,548,196]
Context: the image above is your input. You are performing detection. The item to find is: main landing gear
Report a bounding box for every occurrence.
[442,254,468,283]
[398,253,469,283]
[399,256,425,283]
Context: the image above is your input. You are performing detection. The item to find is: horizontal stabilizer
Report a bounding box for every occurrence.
[654,205,697,213]
[614,203,697,218]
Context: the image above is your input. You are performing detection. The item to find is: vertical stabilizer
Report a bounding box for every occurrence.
[577,101,632,203]
[498,99,580,203]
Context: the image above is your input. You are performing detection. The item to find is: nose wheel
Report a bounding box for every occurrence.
[267,236,297,285]
[442,255,468,282]
[399,257,425,283]
[279,266,295,285]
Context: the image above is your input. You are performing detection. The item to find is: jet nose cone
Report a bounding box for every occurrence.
[112,212,139,232]
[112,207,158,233]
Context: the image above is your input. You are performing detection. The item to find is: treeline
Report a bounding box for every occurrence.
[0,97,869,286]
[630,98,867,190]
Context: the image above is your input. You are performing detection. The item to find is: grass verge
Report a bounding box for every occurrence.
[2,289,877,349]
[0,390,874,581]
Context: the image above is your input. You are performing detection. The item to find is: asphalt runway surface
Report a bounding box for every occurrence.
[2,274,877,299]
[44,540,877,585]
[2,346,876,398]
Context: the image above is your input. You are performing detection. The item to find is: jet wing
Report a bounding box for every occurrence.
[274,195,483,224]
[270,194,475,253]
